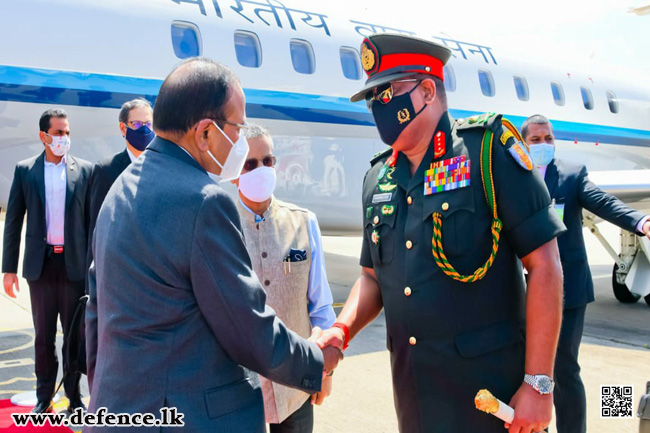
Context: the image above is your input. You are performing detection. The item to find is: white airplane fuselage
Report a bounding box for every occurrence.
[1,0,649,233]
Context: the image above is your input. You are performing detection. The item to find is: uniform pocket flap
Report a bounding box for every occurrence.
[422,186,475,221]
[454,319,523,359]
[366,203,397,228]
[205,378,258,419]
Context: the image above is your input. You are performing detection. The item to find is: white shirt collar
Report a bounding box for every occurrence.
[126,147,137,163]
[44,154,67,167]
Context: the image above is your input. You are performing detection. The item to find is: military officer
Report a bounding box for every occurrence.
[317,34,566,433]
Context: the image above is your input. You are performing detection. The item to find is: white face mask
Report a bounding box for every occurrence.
[206,121,249,182]
[238,166,277,202]
[45,134,70,157]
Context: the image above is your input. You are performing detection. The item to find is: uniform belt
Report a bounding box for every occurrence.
[46,245,64,255]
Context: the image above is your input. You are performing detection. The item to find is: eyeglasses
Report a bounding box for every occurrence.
[243,155,276,172]
[44,131,70,137]
[126,120,152,129]
[365,79,421,112]
[213,119,250,133]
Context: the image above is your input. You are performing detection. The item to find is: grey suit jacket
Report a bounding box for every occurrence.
[545,159,646,308]
[2,152,93,281]
[85,137,323,432]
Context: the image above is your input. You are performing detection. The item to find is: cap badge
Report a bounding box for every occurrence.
[361,43,376,72]
[397,109,411,124]
[361,38,380,74]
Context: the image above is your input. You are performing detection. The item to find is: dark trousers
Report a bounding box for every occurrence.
[269,398,314,433]
[553,306,587,433]
[28,251,85,402]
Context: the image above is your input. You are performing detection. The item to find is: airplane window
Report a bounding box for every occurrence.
[290,39,315,74]
[513,75,529,101]
[444,65,456,92]
[550,82,565,106]
[340,47,361,80]
[606,90,619,114]
[234,31,262,68]
[171,21,201,59]
[581,86,594,110]
[478,69,495,97]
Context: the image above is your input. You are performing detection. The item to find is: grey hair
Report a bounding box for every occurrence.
[244,123,271,141]
[521,114,553,140]
[119,98,152,124]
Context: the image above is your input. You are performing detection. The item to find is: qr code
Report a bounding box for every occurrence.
[601,385,634,418]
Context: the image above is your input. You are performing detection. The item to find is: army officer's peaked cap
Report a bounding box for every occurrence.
[350,33,452,103]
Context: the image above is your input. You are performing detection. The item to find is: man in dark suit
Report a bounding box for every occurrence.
[85,58,342,432]
[521,114,650,433]
[86,98,154,271]
[2,108,93,413]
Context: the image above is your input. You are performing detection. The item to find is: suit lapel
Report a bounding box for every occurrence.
[544,160,559,199]
[34,152,46,207]
[66,155,79,211]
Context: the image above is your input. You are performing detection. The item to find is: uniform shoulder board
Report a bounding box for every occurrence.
[370,147,392,165]
[455,112,499,130]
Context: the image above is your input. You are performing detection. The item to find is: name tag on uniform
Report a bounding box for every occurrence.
[424,155,471,195]
[553,201,565,221]
[372,192,393,203]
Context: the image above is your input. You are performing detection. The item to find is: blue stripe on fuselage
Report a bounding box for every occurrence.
[1,65,648,146]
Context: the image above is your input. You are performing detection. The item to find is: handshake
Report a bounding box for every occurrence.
[308,326,347,375]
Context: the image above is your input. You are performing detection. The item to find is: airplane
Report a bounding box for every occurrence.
[0,0,649,306]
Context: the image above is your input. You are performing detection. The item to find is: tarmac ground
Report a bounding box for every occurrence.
[0,220,648,432]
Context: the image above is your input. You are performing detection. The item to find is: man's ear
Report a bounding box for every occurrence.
[420,78,436,105]
[119,122,127,138]
[39,131,48,145]
[194,119,214,151]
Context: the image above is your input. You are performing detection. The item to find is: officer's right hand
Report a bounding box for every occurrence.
[505,383,552,433]
[3,273,20,298]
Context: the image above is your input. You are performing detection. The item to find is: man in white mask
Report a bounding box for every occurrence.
[85,58,342,432]
[2,108,93,413]
[521,114,650,433]
[233,124,336,433]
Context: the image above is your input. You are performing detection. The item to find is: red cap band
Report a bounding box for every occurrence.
[370,53,444,80]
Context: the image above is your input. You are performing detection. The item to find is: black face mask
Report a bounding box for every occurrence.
[370,81,426,145]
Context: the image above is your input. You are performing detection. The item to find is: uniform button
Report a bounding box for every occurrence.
[407,196,413,205]
[373,216,380,224]
[261,252,268,258]
[405,240,413,249]
[442,202,449,211]
[404,287,412,296]
[409,337,417,346]
[264,280,270,286]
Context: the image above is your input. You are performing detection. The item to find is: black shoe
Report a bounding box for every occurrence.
[32,401,52,413]
[68,396,86,412]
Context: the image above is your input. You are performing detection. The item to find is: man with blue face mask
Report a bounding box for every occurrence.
[85,58,342,432]
[233,124,336,433]
[522,113,650,433]
[86,98,154,279]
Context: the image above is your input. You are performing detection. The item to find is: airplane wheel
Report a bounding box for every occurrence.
[612,264,640,303]
[645,294,650,308]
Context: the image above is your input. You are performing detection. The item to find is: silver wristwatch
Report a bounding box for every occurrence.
[524,374,555,395]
